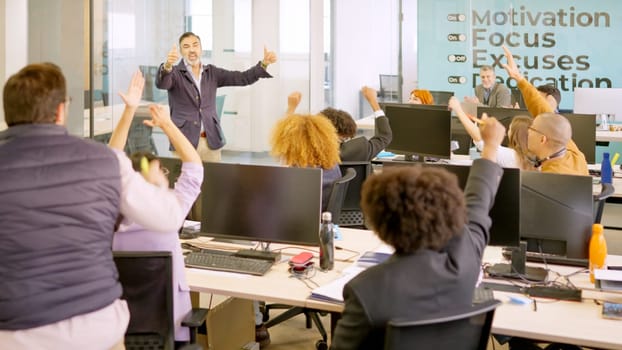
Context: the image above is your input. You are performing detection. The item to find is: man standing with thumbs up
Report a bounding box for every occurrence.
[157,31,277,161]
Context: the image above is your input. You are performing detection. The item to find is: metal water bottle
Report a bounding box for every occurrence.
[319,212,335,271]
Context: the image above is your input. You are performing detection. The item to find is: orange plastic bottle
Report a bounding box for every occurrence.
[589,223,608,284]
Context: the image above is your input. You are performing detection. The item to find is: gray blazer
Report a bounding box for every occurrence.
[156,61,271,150]
[475,83,511,108]
[330,158,503,350]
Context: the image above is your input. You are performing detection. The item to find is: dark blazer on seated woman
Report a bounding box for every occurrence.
[330,158,502,350]
[340,114,392,161]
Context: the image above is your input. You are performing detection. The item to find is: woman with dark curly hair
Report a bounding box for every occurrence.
[330,116,507,350]
[317,86,392,161]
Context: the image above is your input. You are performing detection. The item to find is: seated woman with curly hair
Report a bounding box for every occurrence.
[270,92,342,211]
[330,116,507,350]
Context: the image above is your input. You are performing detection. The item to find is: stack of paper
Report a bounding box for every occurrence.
[310,266,365,303]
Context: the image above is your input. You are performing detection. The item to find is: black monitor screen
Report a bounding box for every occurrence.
[383,104,452,161]
[383,162,521,247]
[520,172,593,260]
[200,163,322,246]
[561,113,596,164]
[477,107,530,146]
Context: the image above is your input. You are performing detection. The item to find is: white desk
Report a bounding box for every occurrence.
[186,230,622,348]
[597,130,622,143]
[186,228,383,311]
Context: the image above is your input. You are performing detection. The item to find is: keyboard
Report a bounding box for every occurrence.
[472,285,495,304]
[185,251,274,276]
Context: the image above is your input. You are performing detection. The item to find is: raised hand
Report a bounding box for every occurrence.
[145,104,172,129]
[165,44,180,69]
[479,113,506,148]
[448,96,462,113]
[287,91,302,114]
[263,46,278,66]
[501,45,524,81]
[361,86,377,102]
[118,70,145,108]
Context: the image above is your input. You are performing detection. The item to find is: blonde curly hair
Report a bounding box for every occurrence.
[270,113,341,169]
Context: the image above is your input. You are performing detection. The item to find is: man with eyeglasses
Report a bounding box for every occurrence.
[501,46,588,176]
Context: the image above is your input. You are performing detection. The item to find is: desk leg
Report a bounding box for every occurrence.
[329,312,341,340]
[191,290,200,308]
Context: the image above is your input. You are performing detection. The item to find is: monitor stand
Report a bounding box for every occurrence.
[486,242,548,282]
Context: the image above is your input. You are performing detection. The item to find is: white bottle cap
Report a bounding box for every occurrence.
[322,212,332,221]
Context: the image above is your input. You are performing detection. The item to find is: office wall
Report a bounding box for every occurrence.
[28,0,86,136]
[332,0,399,118]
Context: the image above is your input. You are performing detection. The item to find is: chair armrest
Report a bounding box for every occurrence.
[181,307,209,328]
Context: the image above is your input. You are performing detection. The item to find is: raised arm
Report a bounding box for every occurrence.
[155,44,179,90]
[448,96,482,142]
[500,45,552,117]
[286,91,302,114]
[109,70,145,150]
[361,86,381,112]
[145,105,201,165]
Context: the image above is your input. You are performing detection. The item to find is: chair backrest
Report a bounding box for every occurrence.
[429,90,454,105]
[594,182,615,224]
[337,162,372,227]
[379,74,400,102]
[113,251,175,350]
[325,167,357,224]
[510,87,526,109]
[384,299,501,350]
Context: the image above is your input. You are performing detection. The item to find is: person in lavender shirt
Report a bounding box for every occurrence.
[109,71,203,346]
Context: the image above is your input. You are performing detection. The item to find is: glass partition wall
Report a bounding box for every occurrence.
[83,0,325,154]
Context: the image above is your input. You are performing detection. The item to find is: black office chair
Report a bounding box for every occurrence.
[379,74,400,102]
[325,167,357,223]
[263,168,357,350]
[113,251,208,350]
[384,299,501,350]
[429,90,454,105]
[337,163,372,228]
[594,182,615,224]
[124,109,158,155]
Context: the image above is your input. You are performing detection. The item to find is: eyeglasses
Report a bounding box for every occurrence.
[528,126,546,136]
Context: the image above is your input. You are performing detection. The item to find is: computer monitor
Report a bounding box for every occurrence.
[520,171,593,266]
[560,113,596,164]
[382,104,452,161]
[380,102,449,112]
[200,163,322,246]
[382,163,521,248]
[384,162,548,280]
[477,106,530,146]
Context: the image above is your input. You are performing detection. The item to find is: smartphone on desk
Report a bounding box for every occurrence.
[602,302,622,320]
